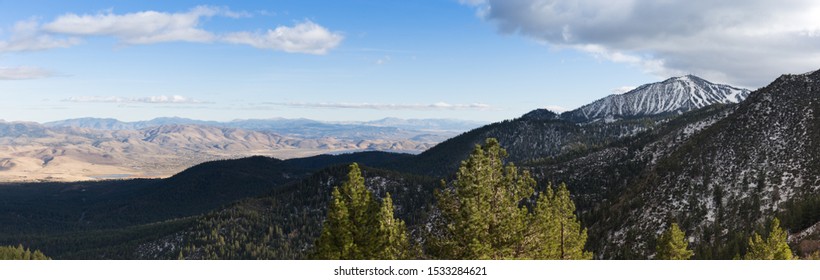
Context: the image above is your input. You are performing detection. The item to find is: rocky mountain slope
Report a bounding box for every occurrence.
[584,70,820,258]
[561,75,750,122]
[505,70,820,259]
[398,75,751,177]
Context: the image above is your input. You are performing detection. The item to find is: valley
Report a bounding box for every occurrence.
[0,118,481,181]
[3,72,820,260]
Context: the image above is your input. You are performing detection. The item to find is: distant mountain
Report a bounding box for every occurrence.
[44,117,484,139]
[561,75,750,122]
[228,118,411,141]
[42,118,132,130]
[362,117,485,132]
[0,122,436,181]
[0,121,49,138]
[42,117,485,150]
[43,117,220,130]
[0,117,486,181]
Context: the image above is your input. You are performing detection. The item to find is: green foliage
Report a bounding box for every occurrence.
[806,251,820,260]
[429,138,532,259]
[532,183,593,260]
[313,163,410,260]
[0,244,49,260]
[655,223,693,260]
[314,187,356,259]
[0,218,193,259]
[744,218,794,260]
[374,194,411,259]
[394,112,665,178]
[429,138,591,259]
[779,194,820,232]
[178,164,435,260]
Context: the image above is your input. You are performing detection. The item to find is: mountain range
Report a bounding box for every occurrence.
[2,75,745,182]
[0,118,483,181]
[4,72,820,260]
[43,117,483,139]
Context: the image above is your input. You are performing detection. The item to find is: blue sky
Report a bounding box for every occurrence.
[2,0,819,123]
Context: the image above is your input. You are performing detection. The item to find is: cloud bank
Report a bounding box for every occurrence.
[222,21,343,55]
[1,6,343,55]
[464,0,820,87]
[542,105,568,113]
[0,19,81,52]
[269,101,492,110]
[63,95,207,104]
[0,66,55,80]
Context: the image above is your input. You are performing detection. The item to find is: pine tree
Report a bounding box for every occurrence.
[744,218,794,260]
[0,245,49,260]
[314,163,409,259]
[342,163,378,258]
[531,183,592,259]
[430,138,534,259]
[429,138,591,259]
[655,223,694,260]
[530,186,559,258]
[550,183,593,260]
[373,193,410,259]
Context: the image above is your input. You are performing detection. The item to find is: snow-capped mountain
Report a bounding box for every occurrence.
[533,69,820,258]
[562,75,751,122]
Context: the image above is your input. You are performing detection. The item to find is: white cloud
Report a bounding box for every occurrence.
[1,6,342,54]
[543,105,568,113]
[0,66,54,80]
[42,6,225,44]
[0,6,344,81]
[611,86,636,95]
[269,101,492,110]
[465,0,820,87]
[0,19,81,52]
[221,21,343,54]
[135,95,206,103]
[63,95,207,104]
[63,96,127,103]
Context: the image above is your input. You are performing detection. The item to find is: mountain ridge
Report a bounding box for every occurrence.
[558,75,750,122]
[44,116,484,134]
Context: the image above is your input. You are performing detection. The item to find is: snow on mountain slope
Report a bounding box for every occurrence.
[563,75,751,122]
[588,70,820,258]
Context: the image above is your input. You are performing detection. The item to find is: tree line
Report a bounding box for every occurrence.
[314,138,591,259]
[4,137,796,260]
[314,138,801,260]
[0,245,49,260]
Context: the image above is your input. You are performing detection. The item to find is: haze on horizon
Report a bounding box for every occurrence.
[2,0,820,123]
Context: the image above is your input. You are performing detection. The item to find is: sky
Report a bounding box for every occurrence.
[1,0,819,123]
